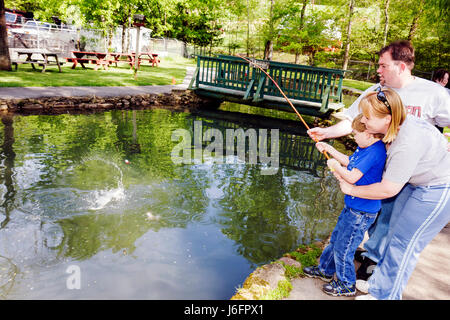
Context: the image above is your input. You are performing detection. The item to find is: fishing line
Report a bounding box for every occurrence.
[236,55,331,161]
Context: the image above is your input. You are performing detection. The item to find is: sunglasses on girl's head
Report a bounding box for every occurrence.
[375,87,391,113]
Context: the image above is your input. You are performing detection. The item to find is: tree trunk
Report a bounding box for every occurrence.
[300,0,308,29]
[121,25,126,53]
[0,0,12,71]
[263,0,274,60]
[382,0,390,47]
[1,113,16,228]
[342,0,355,71]
[264,40,273,60]
[407,0,425,41]
[246,0,250,56]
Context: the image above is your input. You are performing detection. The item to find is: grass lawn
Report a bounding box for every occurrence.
[342,78,374,91]
[0,55,195,87]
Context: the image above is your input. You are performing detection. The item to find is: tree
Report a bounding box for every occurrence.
[263,0,275,60]
[407,0,424,41]
[341,0,354,70]
[276,0,309,64]
[0,0,11,71]
[382,0,390,47]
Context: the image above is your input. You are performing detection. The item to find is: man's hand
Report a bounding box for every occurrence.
[307,127,328,141]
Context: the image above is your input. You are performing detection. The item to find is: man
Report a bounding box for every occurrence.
[307,40,450,281]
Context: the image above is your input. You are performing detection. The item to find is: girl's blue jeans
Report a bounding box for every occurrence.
[319,206,378,287]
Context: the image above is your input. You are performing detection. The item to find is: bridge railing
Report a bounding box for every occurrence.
[189,55,347,117]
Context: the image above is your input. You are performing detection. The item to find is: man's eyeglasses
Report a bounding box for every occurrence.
[375,87,391,114]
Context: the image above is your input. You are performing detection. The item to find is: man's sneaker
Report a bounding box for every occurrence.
[303,266,333,282]
[355,294,377,300]
[356,257,377,280]
[356,279,369,293]
[322,279,356,297]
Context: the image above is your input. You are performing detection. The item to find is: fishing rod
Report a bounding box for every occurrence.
[236,55,331,161]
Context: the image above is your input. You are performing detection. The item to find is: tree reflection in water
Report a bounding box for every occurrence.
[0,108,344,298]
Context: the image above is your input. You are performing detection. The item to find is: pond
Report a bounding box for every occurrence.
[0,106,345,299]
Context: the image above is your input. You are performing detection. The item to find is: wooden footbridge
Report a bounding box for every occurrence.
[189,55,347,118]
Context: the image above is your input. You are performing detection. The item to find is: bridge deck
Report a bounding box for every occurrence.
[189,55,347,118]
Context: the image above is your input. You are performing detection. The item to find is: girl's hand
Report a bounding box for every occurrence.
[315,142,329,153]
[327,158,340,171]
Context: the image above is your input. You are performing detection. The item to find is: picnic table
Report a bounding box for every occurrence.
[109,52,135,69]
[110,52,160,68]
[136,52,160,67]
[66,51,160,71]
[67,51,113,70]
[12,49,62,73]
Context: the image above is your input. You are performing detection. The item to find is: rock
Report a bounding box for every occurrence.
[278,257,302,269]
[22,103,43,111]
[231,262,287,300]
[97,103,114,109]
[0,90,217,115]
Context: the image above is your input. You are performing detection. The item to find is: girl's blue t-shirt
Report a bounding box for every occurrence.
[345,140,387,213]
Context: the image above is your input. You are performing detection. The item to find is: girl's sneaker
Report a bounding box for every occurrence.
[303,266,333,282]
[322,279,356,297]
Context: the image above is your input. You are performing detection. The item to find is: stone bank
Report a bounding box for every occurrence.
[0,90,216,115]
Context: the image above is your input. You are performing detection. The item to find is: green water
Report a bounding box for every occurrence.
[0,108,344,299]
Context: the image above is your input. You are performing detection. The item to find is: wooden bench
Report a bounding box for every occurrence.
[189,55,347,118]
[12,59,63,72]
[66,57,116,70]
[66,57,91,69]
[136,53,160,67]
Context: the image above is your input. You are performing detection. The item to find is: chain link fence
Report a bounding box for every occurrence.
[7,22,188,60]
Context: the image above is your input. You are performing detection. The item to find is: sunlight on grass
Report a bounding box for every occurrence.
[342,79,374,91]
[0,55,195,87]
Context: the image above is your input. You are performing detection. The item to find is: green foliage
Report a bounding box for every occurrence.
[261,279,292,300]
[5,0,449,72]
[282,263,303,279]
[287,244,323,272]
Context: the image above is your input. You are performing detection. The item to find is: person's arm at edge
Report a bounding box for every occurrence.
[339,178,404,200]
[307,119,353,141]
[328,160,363,184]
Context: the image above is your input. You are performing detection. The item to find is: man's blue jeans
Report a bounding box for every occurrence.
[319,206,377,287]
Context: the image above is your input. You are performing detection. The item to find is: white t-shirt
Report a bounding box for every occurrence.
[344,77,450,128]
[383,116,450,186]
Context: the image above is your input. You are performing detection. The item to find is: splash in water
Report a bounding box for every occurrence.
[82,156,126,211]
